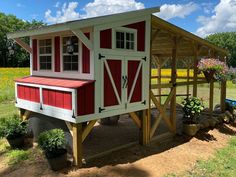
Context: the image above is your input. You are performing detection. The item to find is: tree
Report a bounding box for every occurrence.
[206,32,236,67]
[0,13,45,67]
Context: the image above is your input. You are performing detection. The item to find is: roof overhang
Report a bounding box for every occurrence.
[7,7,160,39]
[151,15,228,56]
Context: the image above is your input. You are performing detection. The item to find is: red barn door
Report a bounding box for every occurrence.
[101,56,124,112]
[126,59,143,106]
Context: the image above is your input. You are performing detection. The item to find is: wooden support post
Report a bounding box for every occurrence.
[157,62,162,103]
[72,123,83,167]
[22,110,31,121]
[170,37,178,133]
[220,81,226,112]
[139,109,150,145]
[209,80,214,117]
[193,44,200,97]
[220,56,227,112]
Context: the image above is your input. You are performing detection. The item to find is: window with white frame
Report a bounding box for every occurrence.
[39,39,52,70]
[62,36,79,71]
[115,30,135,50]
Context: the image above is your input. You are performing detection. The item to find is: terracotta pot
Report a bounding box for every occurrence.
[183,123,200,136]
[6,135,25,149]
[203,70,216,83]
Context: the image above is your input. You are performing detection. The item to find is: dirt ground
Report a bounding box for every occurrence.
[0,123,235,177]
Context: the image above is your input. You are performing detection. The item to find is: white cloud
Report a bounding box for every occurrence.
[201,2,214,14]
[17,3,25,8]
[82,0,144,18]
[45,2,80,23]
[44,0,144,24]
[54,2,60,8]
[155,2,198,20]
[196,0,236,37]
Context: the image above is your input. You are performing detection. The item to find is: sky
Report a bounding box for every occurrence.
[0,0,236,37]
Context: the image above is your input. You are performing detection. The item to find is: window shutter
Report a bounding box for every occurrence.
[54,36,61,72]
[32,39,38,71]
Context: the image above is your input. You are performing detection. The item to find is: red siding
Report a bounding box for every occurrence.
[77,82,94,116]
[32,39,38,71]
[42,89,72,110]
[100,29,112,49]
[54,36,61,72]
[82,33,90,73]
[125,21,146,51]
[17,85,40,103]
[104,60,122,107]
[128,60,142,103]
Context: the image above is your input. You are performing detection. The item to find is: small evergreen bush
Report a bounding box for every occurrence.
[38,129,66,158]
[0,115,27,139]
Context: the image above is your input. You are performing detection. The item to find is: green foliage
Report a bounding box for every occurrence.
[38,129,66,155]
[206,32,236,67]
[0,12,45,67]
[182,97,204,124]
[0,114,27,139]
[6,149,29,165]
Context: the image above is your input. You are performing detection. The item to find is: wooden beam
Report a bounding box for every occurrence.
[193,44,200,97]
[129,112,141,128]
[22,110,31,121]
[220,57,227,112]
[72,123,83,167]
[71,28,93,50]
[14,38,32,54]
[65,121,73,136]
[150,116,162,138]
[139,109,150,145]
[82,120,97,142]
[209,80,214,118]
[170,36,178,133]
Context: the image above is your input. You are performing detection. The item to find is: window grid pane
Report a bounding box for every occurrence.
[62,36,79,72]
[39,39,52,70]
[116,31,135,50]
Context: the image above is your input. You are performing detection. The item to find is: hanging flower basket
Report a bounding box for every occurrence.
[203,70,216,83]
[198,58,228,82]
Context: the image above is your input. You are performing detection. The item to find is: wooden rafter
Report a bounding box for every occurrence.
[14,38,32,54]
[71,28,93,50]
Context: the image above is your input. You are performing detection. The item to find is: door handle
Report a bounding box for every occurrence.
[122,76,126,88]
[125,76,128,88]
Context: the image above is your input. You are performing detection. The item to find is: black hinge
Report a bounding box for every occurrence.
[99,107,105,113]
[98,53,105,60]
[40,103,43,110]
[142,100,146,105]
[15,99,17,104]
[72,109,76,118]
[142,56,146,61]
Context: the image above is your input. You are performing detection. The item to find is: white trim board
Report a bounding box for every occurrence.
[7,7,160,38]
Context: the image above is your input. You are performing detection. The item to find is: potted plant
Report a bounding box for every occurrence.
[182,97,204,136]
[198,58,228,82]
[38,129,67,171]
[0,115,27,148]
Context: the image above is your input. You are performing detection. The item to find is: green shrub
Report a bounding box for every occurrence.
[38,129,66,158]
[182,97,204,124]
[0,114,27,139]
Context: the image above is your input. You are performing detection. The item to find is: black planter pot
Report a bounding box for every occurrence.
[6,135,24,148]
[46,150,67,171]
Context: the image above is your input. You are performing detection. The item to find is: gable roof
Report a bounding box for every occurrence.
[7,7,160,39]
